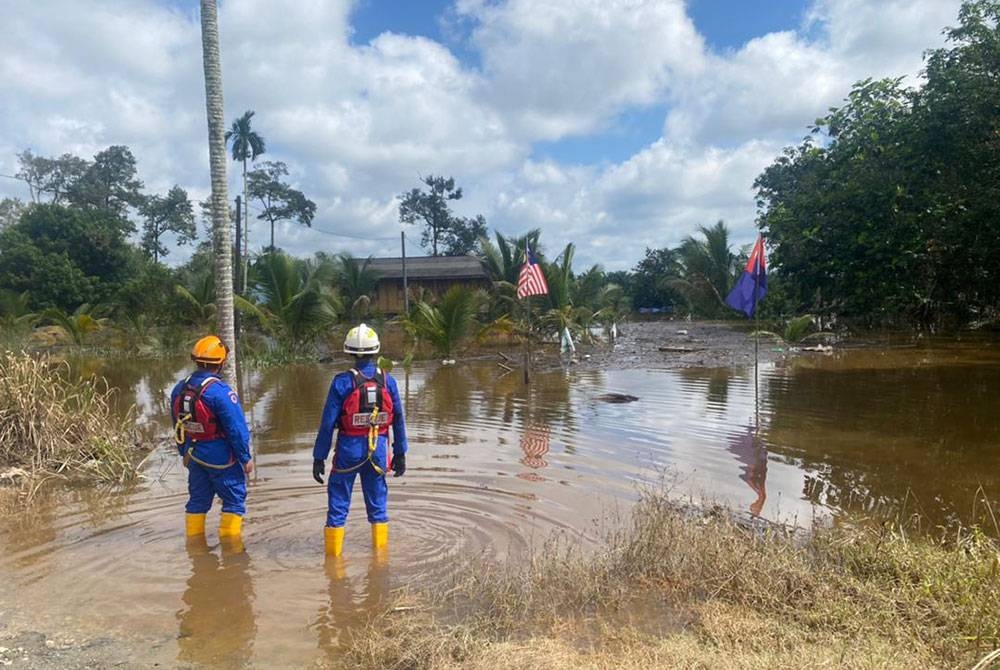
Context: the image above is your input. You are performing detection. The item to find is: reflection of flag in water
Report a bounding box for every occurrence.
[519,424,551,470]
[725,235,767,317]
[727,425,768,517]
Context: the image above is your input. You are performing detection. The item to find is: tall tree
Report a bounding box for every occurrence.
[67,145,145,223]
[442,214,488,256]
[225,109,265,281]
[246,160,316,250]
[139,185,197,263]
[15,150,88,204]
[0,204,133,310]
[399,175,486,256]
[200,0,237,385]
[631,246,683,310]
[0,198,25,229]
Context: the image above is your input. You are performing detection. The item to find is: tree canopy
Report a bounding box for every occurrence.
[0,204,135,310]
[398,175,487,256]
[755,0,1000,327]
[247,160,316,251]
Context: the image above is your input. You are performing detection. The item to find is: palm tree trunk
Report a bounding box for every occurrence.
[242,156,249,292]
[200,0,237,387]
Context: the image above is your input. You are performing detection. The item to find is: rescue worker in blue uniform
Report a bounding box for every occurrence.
[312,323,408,556]
[172,335,253,539]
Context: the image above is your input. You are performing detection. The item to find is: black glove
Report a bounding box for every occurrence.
[312,458,326,484]
[392,453,406,478]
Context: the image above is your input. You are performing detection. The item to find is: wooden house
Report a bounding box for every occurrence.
[368,255,490,314]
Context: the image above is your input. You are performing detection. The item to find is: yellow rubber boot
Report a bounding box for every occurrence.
[371,522,388,550]
[219,512,243,538]
[325,526,345,557]
[185,513,206,537]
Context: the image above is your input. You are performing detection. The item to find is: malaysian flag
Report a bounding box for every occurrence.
[517,244,549,298]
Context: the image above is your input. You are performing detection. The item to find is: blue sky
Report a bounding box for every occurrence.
[349,0,815,165]
[0,0,964,270]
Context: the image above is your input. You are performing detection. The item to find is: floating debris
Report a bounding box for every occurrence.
[595,393,640,403]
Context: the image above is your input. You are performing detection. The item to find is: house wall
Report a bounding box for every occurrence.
[373,277,490,314]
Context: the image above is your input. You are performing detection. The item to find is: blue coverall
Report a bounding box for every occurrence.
[313,360,408,527]
[171,370,252,515]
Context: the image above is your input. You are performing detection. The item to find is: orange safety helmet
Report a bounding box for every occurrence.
[191,335,229,366]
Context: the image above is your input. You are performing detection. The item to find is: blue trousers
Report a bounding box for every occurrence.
[186,462,247,515]
[326,461,388,526]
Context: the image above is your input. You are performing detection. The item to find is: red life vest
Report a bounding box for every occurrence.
[338,368,394,437]
[172,375,223,442]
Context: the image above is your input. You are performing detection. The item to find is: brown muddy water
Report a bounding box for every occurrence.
[1,339,999,667]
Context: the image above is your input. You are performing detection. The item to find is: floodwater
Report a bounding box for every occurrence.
[1,339,999,667]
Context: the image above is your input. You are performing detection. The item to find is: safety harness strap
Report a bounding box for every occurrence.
[174,375,235,469]
[332,368,389,476]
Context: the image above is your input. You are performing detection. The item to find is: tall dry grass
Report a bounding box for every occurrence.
[0,352,141,497]
[344,491,1000,670]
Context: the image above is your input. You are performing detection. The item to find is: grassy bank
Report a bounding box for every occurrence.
[347,492,1000,669]
[0,352,142,498]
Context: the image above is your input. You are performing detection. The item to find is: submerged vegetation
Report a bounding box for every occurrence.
[345,489,1000,669]
[0,352,142,495]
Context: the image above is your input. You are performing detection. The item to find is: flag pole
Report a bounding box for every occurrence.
[522,241,531,385]
[522,295,530,385]
[753,240,761,435]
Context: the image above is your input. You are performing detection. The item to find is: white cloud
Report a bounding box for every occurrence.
[0,0,967,272]
[459,0,706,140]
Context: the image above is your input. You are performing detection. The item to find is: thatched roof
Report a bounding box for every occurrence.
[367,255,488,281]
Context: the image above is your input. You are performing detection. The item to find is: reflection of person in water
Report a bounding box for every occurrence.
[315,556,391,658]
[176,536,256,668]
[727,426,768,516]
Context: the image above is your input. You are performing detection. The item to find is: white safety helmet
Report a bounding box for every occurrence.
[344,323,380,355]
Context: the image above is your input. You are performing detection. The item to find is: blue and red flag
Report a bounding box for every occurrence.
[725,235,767,317]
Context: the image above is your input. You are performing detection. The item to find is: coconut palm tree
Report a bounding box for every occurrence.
[676,220,739,316]
[0,290,37,332]
[199,0,237,385]
[479,229,541,287]
[751,315,832,346]
[175,271,267,330]
[333,253,377,320]
[43,304,106,346]
[226,109,265,273]
[253,252,341,347]
[403,285,479,359]
[478,228,541,318]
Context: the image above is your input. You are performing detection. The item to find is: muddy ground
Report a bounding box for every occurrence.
[534,318,784,372]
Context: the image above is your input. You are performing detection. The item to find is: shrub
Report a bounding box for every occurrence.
[0,352,141,494]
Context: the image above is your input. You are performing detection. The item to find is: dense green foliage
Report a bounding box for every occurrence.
[756,0,1000,327]
[0,204,135,310]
